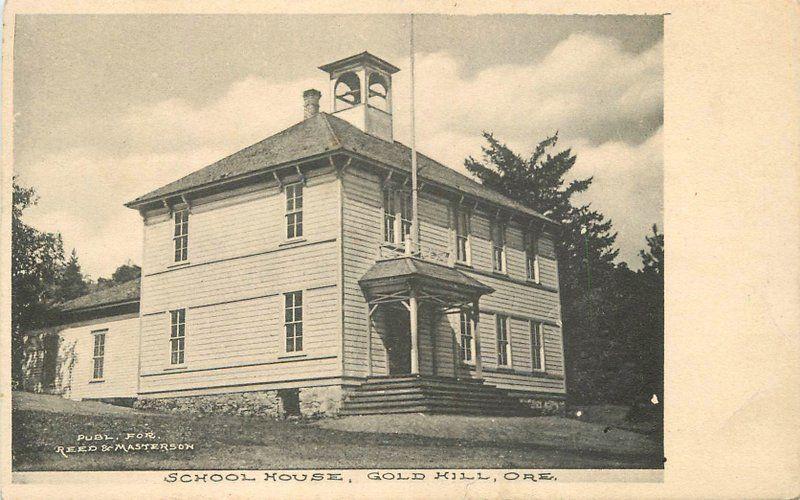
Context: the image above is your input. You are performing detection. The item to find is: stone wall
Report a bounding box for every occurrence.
[299,385,348,417]
[134,390,285,418]
[134,385,348,419]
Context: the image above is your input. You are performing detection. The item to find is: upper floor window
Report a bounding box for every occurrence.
[526,230,540,283]
[170,309,186,365]
[454,206,471,264]
[383,187,411,245]
[284,291,303,353]
[92,330,106,379]
[491,223,506,273]
[531,321,545,372]
[285,184,303,239]
[496,315,511,367]
[459,311,474,363]
[173,209,189,262]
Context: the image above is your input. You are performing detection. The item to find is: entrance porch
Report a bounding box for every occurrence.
[358,253,494,380]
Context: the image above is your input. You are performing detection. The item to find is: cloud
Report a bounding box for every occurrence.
[571,128,663,267]
[16,33,662,276]
[18,146,228,279]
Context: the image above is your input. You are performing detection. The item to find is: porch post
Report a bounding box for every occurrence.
[429,305,439,376]
[409,292,420,375]
[365,302,373,377]
[473,298,483,379]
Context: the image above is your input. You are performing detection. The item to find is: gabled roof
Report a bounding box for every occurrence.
[125,113,556,226]
[360,257,494,296]
[59,278,141,313]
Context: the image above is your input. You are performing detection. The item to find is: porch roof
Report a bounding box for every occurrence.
[359,257,494,301]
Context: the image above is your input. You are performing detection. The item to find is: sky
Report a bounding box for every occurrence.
[13,14,663,279]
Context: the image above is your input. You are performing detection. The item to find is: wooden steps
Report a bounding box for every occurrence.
[339,375,533,416]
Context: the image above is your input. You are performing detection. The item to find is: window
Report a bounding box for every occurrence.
[383,187,411,245]
[92,330,106,379]
[496,315,511,366]
[170,309,186,365]
[459,311,474,363]
[285,184,303,239]
[284,291,303,353]
[173,209,189,262]
[526,230,541,283]
[454,206,470,263]
[531,321,546,371]
[492,223,506,273]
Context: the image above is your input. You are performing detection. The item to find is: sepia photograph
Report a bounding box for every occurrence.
[9,13,665,473]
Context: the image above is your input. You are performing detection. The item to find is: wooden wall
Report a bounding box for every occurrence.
[341,163,566,395]
[23,314,140,400]
[138,169,344,397]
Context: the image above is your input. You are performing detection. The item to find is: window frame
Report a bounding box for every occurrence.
[382,186,412,246]
[91,329,107,380]
[530,321,546,372]
[525,229,541,283]
[169,308,186,366]
[285,183,304,240]
[453,205,471,265]
[173,208,189,263]
[495,315,511,367]
[458,310,475,364]
[283,290,304,354]
[491,222,507,274]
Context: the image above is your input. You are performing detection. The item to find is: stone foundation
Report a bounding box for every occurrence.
[134,390,285,418]
[133,385,348,419]
[518,395,567,416]
[299,385,347,418]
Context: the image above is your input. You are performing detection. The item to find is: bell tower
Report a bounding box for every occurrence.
[319,52,400,142]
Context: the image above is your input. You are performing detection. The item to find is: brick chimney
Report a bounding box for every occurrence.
[303,89,322,119]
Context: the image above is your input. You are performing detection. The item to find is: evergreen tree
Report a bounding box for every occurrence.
[640,224,664,277]
[465,132,627,405]
[57,249,89,302]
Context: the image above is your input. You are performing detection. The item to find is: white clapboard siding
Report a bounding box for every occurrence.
[143,174,339,275]
[50,315,140,400]
[341,164,565,394]
[138,286,341,392]
[418,195,451,256]
[138,173,343,395]
[141,241,339,312]
[471,312,565,393]
[341,167,384,377]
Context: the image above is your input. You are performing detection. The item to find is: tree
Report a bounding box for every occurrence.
[96,261,141,290]
[11,180,66,386]
[56,249,89,302]
[111,262,141,284]
[465,133,618,298]
[465,132,623,404]
[640,224,664,277]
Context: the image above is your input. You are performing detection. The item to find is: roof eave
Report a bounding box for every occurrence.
[340,150,560,228]
[124,148,345,210]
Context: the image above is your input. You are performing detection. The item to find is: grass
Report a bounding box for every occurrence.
[12,392,663,471]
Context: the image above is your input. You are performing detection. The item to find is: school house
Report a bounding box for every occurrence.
[22,52,567,417]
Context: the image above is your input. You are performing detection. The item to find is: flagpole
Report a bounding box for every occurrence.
[410,13,420,255]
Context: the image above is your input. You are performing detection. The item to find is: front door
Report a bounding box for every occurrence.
[385,308,411,375]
